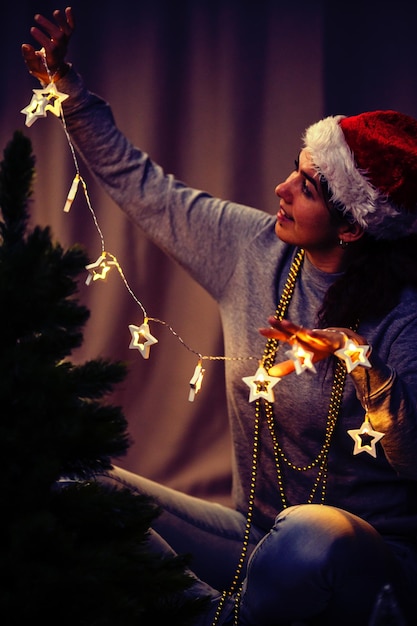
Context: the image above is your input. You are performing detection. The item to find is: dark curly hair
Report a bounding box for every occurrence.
[317,177,417,328]
[318,234,417,327]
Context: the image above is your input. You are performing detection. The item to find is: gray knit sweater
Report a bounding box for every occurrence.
[58,68,417,538]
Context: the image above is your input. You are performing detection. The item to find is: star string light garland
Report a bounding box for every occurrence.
[20,55,383,458]
[20,52,258,402]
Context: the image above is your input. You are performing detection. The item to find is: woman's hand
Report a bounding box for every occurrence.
[21,7,75,84]
[259,317,369,377]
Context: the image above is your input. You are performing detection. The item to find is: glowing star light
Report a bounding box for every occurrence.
[33,83,69,117]
[242,364,281,403]
[85,253,116,285]
[20,92,48,127]
[335,338,371,373]
[128,321,158,359]
[21,83,69,126]
[347,418,385,458]
[188,361,205,402]
[285,343,316,375]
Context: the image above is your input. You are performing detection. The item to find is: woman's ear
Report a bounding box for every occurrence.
[338,221,364,245]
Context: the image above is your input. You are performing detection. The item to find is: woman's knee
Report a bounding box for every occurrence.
[249,504,378,581]
[240,505,394,625]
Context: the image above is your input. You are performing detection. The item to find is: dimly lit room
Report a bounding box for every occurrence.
[2,1,417,624]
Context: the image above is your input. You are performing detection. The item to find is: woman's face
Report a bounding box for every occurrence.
[274,149,341,252]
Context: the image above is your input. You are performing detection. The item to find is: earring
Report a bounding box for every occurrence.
[339,239,349,249]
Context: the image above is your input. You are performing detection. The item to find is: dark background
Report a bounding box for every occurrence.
[2,0,417,505]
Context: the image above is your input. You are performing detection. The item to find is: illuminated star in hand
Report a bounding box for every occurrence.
[128,322,158,359]
[33,83,69,117]
[347,419,385,458]
[285,343,316,375]
[335,339,371,373]
[21,93,48,126]
[85,253,115,285]
[21,83,69,126]
[242,365,281,403]
[188,362,205,401]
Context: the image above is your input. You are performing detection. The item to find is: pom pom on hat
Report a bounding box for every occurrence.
[303,110,417,239]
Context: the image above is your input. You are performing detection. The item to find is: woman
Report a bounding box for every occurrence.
[22,8,417,625]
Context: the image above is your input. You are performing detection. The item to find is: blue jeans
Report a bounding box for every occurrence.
[100,466,417,625]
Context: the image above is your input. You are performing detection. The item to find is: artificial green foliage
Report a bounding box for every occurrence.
[0,132,208,625]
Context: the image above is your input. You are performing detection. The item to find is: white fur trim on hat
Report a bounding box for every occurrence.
[303,115,404,238]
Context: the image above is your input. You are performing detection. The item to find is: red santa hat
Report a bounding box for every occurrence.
[303,110,417,239]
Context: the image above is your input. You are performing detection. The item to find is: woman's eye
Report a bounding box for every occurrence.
[294,158,299,172]
[302,178,313,198]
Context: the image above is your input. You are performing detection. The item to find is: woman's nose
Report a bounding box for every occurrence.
[275,170,297,200]
[275,182,283,196]
[275,179,291,201]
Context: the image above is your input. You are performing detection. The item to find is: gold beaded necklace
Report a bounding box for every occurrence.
[259,247,348,508]
[212,248,348,626]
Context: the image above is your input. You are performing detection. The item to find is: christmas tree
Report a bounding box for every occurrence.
[0,131,208,625]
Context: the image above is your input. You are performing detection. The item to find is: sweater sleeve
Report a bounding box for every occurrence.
[55,67,274,301]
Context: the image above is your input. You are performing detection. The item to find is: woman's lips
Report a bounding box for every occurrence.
[277,207,293,222]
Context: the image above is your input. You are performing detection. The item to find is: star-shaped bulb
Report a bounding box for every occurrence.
[85,253,115,285]
[335,338,371,373]
[347,419,385,458]
[242,365,281,403]
[128,321,158,359]
[21,83,69,126]
[33,83,69,117]
[285,343,316,375]
[21,93,48,127]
